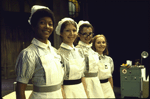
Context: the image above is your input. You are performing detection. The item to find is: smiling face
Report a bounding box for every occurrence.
[33,17,53,43]
[95,36,106,55]
[61,24,77,47]
[79,27,93,44]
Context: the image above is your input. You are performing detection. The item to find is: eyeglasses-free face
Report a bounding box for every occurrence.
[61,24,77,47]
[33,17,53,43]
[95,36,106,54]
[79,27,94,44]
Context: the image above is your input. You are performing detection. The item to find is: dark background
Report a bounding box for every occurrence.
[87,0,150,87]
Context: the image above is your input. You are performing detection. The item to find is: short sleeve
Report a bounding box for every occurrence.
[15,49,36,84]
[109,57,114,74]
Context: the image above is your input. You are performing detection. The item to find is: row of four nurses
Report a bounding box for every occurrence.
[15,5,115,99]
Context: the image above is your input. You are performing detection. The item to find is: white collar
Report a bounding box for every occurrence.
[31,38,51,49]
[98,53,105,58]
[78,41,92,48]
[60,42,75,50]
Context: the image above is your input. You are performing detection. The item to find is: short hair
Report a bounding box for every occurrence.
[30,9,55,27]
[91,34,109,55]
[74,23,94,45]
[78,23,94,34]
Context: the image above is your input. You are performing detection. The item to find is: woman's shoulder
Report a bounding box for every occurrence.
[75,45,86,51]
[57,47,70,57]
[24,44,37,52]
[57,46,65,53]
[51,46,58,53]
[90,48,97,53]
[19,44,37,58]
[75,44,86,49]
[104,55,113,61]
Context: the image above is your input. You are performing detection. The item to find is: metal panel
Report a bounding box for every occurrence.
[120,67,142,98]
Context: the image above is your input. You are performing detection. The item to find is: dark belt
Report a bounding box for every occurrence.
[100,79,108,83]
[63,79,81,85]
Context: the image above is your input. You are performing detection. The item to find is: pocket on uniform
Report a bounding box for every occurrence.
[105,63,110,69]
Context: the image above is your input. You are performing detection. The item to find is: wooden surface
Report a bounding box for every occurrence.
[1,12,33,79]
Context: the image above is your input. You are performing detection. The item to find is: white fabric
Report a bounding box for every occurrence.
[76,41,99,73]
[15,38,64,98]
[55,17,79,35]
[78,20,91,28]
[60,42,75,50]
[98,55,114,80]
[101,81,115,98]
[97,55,115,98]
[68,58,85,80]
[141,68,146,81]
[76,41,104,98]
[85,77,104,98]
[58,43,85,80]
[141,67,149,82]
[63,83,87,98]
[58,43,87,98]
[28,5,50,25]
[77,40,92,48]
[146,75,149,81]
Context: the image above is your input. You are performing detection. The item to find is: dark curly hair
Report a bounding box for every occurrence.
[78,23,94,34]
[30,9,55,27]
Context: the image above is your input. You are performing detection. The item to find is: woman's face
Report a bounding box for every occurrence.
[61,24,77,46]
[34,17,53,41]
[79,27,93,44]
[95,36,106,53]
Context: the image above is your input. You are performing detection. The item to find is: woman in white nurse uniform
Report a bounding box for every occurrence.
[92,34,115,98]
[55,18,87,98]
[75,20,104,98]
[15,5,64,99]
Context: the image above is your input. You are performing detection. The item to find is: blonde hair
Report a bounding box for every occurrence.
[91,34,109,55]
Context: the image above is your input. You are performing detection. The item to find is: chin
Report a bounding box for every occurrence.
[45,34,51,38]
[40,36,49,40]
[70,39,76,42]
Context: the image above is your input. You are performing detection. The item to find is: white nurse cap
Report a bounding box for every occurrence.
[55,17,79,35]
[78,20,91,28]
[28,5,50,25]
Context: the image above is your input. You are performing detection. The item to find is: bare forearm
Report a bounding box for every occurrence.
[61,85,66,99]
[16,82,27,99]
[108,77,113,89]
[16,90,26,99]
